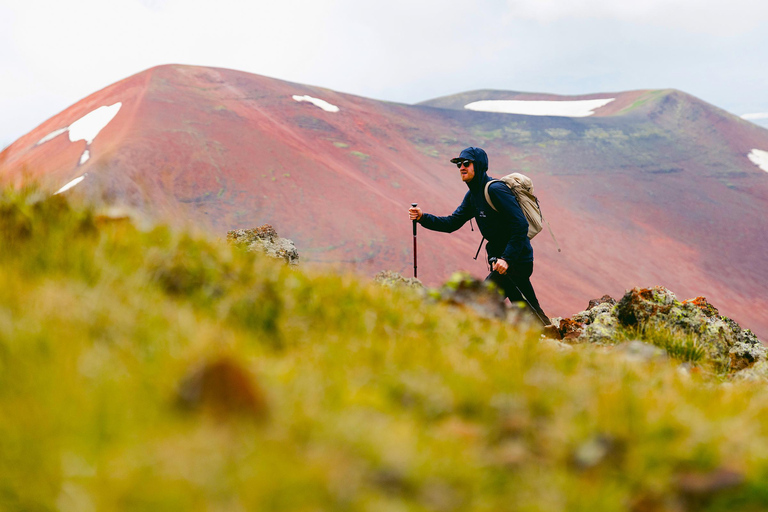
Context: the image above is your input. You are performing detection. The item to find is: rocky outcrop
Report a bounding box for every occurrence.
[375,270,541,326]
[429,272,541,326]
[550,286,765,372]
[373,271,424,290]
[227,225,299,265]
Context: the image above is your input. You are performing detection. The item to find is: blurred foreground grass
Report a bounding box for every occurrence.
[2,187,768,512]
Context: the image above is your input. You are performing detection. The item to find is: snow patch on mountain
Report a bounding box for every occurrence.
[35,103,122,148]
[292,95,339,113]
[748,149,768,172]
[36,128,68,146]
[68,103,122,144]
[79,150,90,165]
[464,98,615,117]
[54,175,86,195]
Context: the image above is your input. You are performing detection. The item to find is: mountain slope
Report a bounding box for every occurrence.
[2,64,768,338]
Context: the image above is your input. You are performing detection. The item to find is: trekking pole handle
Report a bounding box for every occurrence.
[489,257,497,273]
[411,203,418,236]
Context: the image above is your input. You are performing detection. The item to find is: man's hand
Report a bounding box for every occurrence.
[409,206,423,221]
[492,258,509,275]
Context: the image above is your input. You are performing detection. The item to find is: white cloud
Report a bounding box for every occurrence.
[504,0,768,35]
[2,0,768,149]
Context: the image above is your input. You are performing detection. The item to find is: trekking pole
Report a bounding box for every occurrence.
[411,203,418,278]
[489,257,547,326]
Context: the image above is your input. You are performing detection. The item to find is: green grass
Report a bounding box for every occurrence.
[615,324,707,365]
[2,185,768,510]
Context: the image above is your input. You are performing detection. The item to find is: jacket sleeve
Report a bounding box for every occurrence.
[418,192,475,233]
[487,182,529,261]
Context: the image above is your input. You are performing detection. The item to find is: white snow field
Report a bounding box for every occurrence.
[79,150,90,165]
[464,98,615,117]
[748,149,768,172]
[35,103,123,147]
[68,103,122,144]
[54,175,86,195]
[742,113,768,120]
[36,128,68,146]
[292,95,340,113]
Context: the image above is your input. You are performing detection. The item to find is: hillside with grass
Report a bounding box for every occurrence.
[3,187,768,511]
[2,64,768,340]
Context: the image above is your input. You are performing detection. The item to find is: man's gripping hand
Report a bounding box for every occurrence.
[492,258,509,275]
[408,206,423,221]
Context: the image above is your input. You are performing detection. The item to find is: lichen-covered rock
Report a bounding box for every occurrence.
[615,287,676,326]
[582,310,620,344]
[227,225,299,265]
[431,272,508,321]
[429,272,539,326]
[557,317,585,341]
[549,286,765,372]
[588,295,617,311]
[553,297,620,343]
[374,271,424,290]
[732,360,768,382]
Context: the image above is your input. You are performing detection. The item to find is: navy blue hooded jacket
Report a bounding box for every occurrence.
[418,147,533,264]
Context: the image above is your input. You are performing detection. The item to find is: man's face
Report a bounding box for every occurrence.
[459,160,475,182]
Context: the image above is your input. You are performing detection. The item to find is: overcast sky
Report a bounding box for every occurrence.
[2,0,768,149]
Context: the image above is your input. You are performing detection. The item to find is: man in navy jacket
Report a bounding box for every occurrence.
[408,147,550,325]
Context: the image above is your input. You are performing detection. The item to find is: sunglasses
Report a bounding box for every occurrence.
[456,160,473,169]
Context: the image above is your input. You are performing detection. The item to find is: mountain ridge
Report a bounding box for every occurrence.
[1,64,767,338]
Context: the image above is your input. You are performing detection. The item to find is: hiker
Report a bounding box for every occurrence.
[408,147,550,325]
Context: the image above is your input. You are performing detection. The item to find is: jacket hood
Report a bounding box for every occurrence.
[452,147,489,189]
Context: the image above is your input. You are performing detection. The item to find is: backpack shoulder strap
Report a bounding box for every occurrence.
[483,180,503,212]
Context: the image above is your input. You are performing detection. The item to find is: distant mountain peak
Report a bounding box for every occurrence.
[2,64,768,339]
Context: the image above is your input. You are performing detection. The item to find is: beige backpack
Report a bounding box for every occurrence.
[483,173,560,251]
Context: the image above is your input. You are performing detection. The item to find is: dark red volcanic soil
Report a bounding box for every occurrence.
[2,64,768,338]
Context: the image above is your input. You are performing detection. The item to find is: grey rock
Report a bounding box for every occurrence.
[555,286,764,372]
[227,225,299,265]
[616,340,668,363]
[374,271,424,290]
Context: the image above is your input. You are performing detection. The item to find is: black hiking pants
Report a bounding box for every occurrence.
[485,261,548,325]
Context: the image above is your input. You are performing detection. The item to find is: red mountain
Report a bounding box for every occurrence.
[2,64,768,338]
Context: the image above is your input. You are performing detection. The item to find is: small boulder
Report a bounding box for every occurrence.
[588,295,616,311]
[227,225,299,265]
[432,272,508,321]
[555,286,765,372]
[374,270,424,290]
[615,287,676,327]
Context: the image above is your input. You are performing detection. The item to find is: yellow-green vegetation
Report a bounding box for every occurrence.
[350,150,370,161]
[616,325,707,365]
[619,90,669,115]
[3,187,768,511]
